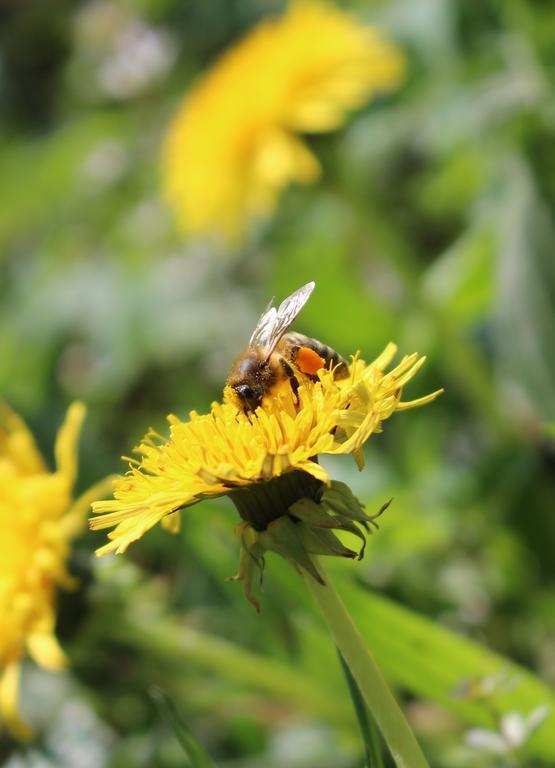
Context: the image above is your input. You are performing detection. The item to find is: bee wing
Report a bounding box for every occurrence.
[249,281,315,357]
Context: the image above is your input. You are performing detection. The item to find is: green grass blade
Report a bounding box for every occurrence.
[338,649,384,768]
[150,687,217,768]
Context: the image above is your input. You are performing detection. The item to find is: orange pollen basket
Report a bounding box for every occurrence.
[296,346,326,376]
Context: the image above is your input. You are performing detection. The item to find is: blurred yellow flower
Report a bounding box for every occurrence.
[0,402,89,739]
[162,1,405,239]
[91,344,441,606]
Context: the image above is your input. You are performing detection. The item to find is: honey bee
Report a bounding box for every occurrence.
[225,281,349,413]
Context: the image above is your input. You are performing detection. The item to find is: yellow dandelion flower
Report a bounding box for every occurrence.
[91,344,442,609]
[162,1,405,239]
[0,402,92,739]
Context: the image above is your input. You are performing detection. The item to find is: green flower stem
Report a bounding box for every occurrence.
[304,559,430,768]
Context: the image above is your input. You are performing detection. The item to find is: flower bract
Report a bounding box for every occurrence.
[162,1,405,240]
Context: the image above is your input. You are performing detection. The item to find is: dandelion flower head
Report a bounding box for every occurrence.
[163,1,405,239]
[91,345,441,607]
[0,402,85,738]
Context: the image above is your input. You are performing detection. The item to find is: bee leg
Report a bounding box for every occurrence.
[279,358,300,405]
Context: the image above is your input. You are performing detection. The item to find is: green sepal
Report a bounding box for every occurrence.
[291,497,369,560]
[228,522,266,612]
[333,518,369,560]
[228,476,390,610]
[258,516,324,585]
[289,497,340,528]
[324,481,391,529]
[323,481,367,520]
[300,524,358,560]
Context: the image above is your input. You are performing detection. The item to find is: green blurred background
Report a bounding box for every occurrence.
[1,0,555,766]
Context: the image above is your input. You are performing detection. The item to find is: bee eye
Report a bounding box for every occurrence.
[236,384,255,401]
[235,383,264,411]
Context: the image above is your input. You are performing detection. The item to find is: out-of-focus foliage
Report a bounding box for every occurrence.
[1,0,555,766]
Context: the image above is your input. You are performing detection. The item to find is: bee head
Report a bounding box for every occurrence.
[234,383,264,412]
